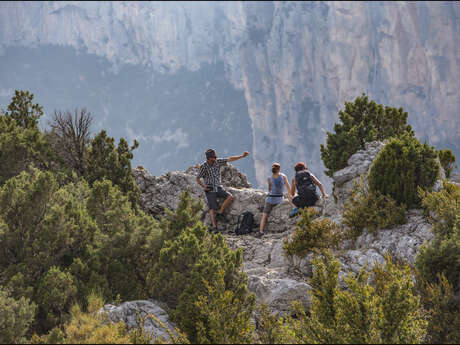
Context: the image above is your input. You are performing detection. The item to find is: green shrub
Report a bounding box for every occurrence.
[321,94,412,177]
[85,130,140,207]
[258,252,427,344]
[31,294,152,344]
[37,266,77,330]
[368,133,439,208]
[0,286,36,344]
[147,192,255,343]
[343,177,407,239]
[283,208,342,258]
[193,270,255,344]
[417,274,460,344]
[415,182,460,293]
[419,181,460,238]
[0,168,161,335]
[438,149,457,179]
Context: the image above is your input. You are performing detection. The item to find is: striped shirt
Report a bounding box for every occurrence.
[198,158,228,191]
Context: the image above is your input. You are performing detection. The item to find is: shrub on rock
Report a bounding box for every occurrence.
[321,94,412,177]
[258,252,427,344]
[437,149,457,179]
[283,208,342,258]
[343,177,406,239]
[368,133,439,208]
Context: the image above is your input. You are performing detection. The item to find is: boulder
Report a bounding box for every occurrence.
[102,300,176,343]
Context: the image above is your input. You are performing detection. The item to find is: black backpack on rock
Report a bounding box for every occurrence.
[235,211,254,235]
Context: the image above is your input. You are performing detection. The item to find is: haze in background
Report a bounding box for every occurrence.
[0,1,458,188]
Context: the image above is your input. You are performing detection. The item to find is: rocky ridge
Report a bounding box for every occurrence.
[104,140,442,330]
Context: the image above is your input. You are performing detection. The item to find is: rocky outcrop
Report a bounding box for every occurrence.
[1,2,459,188]
[103,300,177,342]
[132,140,438,316]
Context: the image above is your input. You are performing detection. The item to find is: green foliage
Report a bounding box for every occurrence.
[283,208,342,258]
[0,113,53,185]
[147,192,255,343]
[438,149,457,179]
[31,294,152,344]
[0,168,161,335]
[343,177,407,239]
[263,252,427,344]
[85,130,140,206]
[4,90,43,129]
[416,182,460,295]
[417,274,460,344]
[193,270,255,344]
[419,181,460,238]
[368,133,439,208]
[321,94,412,177]
[37,267,77,330]
[0,286,36,344]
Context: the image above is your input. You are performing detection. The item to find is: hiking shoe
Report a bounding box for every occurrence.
[215,212,226,220]
[289,207,299,218]
[255,232,264,238]
[208,226,218,234]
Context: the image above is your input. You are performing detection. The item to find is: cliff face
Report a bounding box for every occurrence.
[0,1,458,187]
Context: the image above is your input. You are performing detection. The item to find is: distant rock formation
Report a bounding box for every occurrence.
[1,1,459,188]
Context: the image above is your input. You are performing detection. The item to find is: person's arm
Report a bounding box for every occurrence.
[196,176,210,191]
[282,174,291,196]
[290,178,296,197]
[267,177,271,193]
[227,151,249,162]
[311,174,328,198]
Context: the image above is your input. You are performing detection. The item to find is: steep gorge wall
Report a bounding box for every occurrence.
[0,1,458,187]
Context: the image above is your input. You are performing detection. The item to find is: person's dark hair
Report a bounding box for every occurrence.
[294,162,306,172]
[271,163,281,174]
[205,148,217,159]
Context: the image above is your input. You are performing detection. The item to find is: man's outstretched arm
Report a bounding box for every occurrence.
[227,151,249,162]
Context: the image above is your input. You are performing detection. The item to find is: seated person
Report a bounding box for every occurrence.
[289,162,328,217]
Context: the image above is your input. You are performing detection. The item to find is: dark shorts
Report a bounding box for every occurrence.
[293,192,318,208]
[205,186,231,210]
[263,202,279,215]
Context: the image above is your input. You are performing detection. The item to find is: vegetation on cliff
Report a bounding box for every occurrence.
[1,90,459,344]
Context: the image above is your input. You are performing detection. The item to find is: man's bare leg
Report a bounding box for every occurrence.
[209,209,216,227]
[217,194,233,214]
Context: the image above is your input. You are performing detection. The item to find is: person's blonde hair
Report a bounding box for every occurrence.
[271,163,281,174]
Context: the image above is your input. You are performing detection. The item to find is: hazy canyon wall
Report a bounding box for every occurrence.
[0,1,458,187]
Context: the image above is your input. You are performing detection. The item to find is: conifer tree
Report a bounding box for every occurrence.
[0,91,54,184]
[85,130,140,206]
[321,94,412,177]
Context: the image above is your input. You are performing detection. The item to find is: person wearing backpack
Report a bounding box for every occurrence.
[196,148,249,232]
[289,162,328,218]
[256,163,291,237]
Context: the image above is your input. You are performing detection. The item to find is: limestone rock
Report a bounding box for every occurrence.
[102,300,176,343]
[133,141,438,315]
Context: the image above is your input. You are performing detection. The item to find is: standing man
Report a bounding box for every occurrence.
[196,148,249,232]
